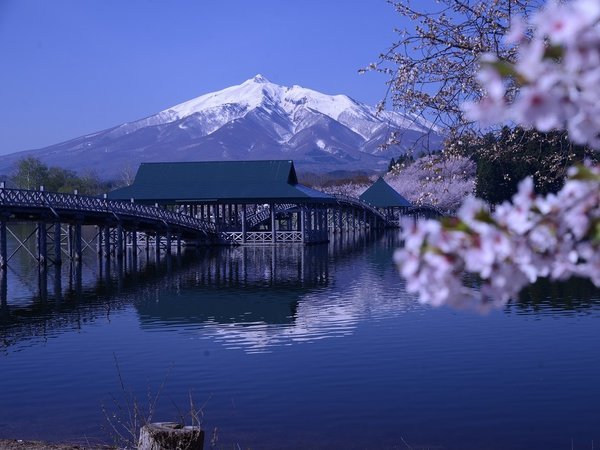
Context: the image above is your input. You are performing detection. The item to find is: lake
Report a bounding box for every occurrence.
[0,229,599,449]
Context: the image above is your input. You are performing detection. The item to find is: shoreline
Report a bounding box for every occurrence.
[0,439,115,450]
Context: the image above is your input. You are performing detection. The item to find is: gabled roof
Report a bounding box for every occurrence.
[107,160,334,203]
[359,177,411,208]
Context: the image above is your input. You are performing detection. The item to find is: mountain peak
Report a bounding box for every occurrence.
[250,74,270,84]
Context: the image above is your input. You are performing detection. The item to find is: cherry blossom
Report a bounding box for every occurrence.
[396,0,600,308]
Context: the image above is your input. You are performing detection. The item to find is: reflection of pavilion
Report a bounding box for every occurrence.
[0,231,426,352]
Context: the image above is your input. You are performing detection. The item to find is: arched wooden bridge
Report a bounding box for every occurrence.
[0,187,219,268]
[0,184,443,269]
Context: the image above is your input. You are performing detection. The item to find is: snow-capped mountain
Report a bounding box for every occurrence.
[0,75,442,179]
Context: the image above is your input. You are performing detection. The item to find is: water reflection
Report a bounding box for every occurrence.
[513,277,600,314]
[0,231,385,351]
[1,228,599,354]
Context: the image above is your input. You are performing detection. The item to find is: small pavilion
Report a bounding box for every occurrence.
[108,160,335,244]
[359,177,411,226]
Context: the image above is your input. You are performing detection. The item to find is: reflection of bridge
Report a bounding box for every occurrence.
[0,231,382,349]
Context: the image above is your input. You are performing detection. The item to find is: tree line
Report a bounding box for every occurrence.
[5,156,114,195]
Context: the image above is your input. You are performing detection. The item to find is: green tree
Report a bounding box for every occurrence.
[11,157,49,190]
[9,157,112,195]
[454,128,594,204]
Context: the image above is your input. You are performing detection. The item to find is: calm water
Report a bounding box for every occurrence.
[0,229,599,449]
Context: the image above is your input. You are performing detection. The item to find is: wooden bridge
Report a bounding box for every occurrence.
[0,185,219,269]
[0,160,444,270]
[0,186,390,268]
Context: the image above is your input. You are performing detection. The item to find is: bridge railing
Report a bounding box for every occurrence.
[332,194,388,222]
[0,188,217,235]
[405,202,446,217]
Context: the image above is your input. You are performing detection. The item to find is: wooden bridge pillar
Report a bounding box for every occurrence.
[74,222,82,262]
[37,222,47,269]
[131,228,138,262]
[104,225,111,259]
[54,222,62,265]
[270,203,277,243]
[166,229,172,255]
[241,204,247,244]
[155,231,161,258]
[116,223,124,260]
[0,220,7,269]
[96,225,103,258]
[300,209,306,244]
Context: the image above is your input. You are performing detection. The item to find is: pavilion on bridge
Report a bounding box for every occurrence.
[358,177,411,226]
[108,160,337,244]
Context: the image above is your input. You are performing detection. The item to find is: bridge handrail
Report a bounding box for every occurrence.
[405,202,446,216]
[332,194,388,222]
[0,188,217,235]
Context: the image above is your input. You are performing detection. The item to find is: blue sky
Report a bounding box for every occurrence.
[0,0,405,155]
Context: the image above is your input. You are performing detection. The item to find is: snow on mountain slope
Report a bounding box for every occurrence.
[155,74,434,140]
[0,75,442,178]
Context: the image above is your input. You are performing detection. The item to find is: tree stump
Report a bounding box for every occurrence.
[138,422,204,450]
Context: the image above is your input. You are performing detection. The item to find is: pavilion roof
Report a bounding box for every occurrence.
[359,177,412,208]
[107,160,334,204]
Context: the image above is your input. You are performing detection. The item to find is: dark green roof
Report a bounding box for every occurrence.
[359,177,411,208]
[107,160,334,203]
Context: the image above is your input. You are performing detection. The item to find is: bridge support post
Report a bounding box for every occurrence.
[166,229,172,255]
[54,222,62,265]
[270,203,276,244]
[37,222,47,269]
[74,223,82,262]
[104,226,111,259]
[116,224,123,260]
[96,226,103,258]
[131,229,138,268]
[155,232,161,259]
[67,225,73,259]
[300,209,306,244]
[241,204,247,244]
[176,232,181,256]
[0,220,7,269]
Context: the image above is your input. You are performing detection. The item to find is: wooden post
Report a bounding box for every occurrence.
[166,229,172,255]
[0,220,7,269]
[270,203,276,243]
[104,225,111,259]
[54,222,62,265]
[300,209,306,244]
[241,204,247,244]
[96,225,103,258]
[131,228,138,268]
[37,222,47,268]
[138,422,204,450]
[116,223,123,260]
[176,232,182,256]
[67,225,73,259]
[155,231,161,257]
[74,222,82,262]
